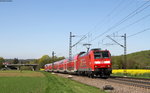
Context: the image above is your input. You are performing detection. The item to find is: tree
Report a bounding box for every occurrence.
[39,55,51,63]
[29,59,38,64]
[13,58,19,64]
[112,56,124,69]
[37,55,51,69]
[54,56,65,62]
[0,57,5,69]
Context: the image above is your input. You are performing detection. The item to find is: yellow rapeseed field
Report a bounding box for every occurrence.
[40,68,45,71]
[112,69,150,75]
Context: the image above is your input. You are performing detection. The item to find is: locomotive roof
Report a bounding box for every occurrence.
[91,48,101,51]
[91,48,109,52]
[78,51,86,55]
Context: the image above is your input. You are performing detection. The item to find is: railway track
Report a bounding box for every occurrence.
[107,76,150,89]
[56,73,150,93]
[56,72,150,89]
[110,76,150,80]
[75,75,150,89]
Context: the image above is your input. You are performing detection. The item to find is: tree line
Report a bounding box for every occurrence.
[1,50,150,70]
[29,55,65,70]
[0,55,65,70]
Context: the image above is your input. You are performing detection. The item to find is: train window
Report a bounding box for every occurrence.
[94,51,102,59]
[94,51,109,59]
[101,51,109,58]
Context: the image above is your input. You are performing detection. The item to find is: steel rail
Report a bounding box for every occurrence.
[108,76,150,89]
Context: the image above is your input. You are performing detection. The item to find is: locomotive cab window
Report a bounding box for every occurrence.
[94,51,102,59]
[94,51,109,59]
[101,51,109,58]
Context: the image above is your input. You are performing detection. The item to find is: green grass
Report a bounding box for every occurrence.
[0,71,47,93]
[0,77,47,93]
[0,71,106,93]
[43,72,105,93]
[0,70,45,77]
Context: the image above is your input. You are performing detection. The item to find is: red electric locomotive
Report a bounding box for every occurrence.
[76,48,112,78]
[44,48,112,78]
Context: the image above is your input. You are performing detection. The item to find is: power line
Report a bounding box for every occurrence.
[107,0,135,23]
[72,35,86,48]
[112,1,150,28]
[91,0,135,40]
[99,28,150,58]
[128,28,150,38]
[89,1,150,42]
[107,34,127,69]
[106,28,150,44]
[72,0,126,47]
[71,1,150,55]
[86,0,125,36]
[111,12,150,35]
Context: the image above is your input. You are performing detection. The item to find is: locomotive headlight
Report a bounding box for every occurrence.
[107,65,110,67]
[95,61,101,64]
[104,61,110,63]
[95,65,98,68]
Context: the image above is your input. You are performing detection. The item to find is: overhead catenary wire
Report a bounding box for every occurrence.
[89,1,150,42]
[91,0,136,41]
[103,28,150,47]
[100,1,150,46]
[106,0,135,23]
[127,28,150,38]
[110,12,150,35]
[72,35,87,48]
[87,0,126,37]
[72,0,126,48]
[71,0,150,56]
[87,0,125,34]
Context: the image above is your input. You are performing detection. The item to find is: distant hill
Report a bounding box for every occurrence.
[112,50,150,69]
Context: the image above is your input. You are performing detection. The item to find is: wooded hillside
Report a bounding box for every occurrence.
[112,50,150,69]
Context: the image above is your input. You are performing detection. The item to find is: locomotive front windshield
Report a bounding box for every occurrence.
[94,51,109,59]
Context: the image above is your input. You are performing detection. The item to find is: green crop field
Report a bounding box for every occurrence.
[0,71,46,93]
[0,71,106,93]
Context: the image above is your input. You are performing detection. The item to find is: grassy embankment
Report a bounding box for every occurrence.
[112,50,150,69]
[0,71,106,93]
[112,69,150,79]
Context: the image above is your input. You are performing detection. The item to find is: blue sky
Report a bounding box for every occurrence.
[0,0,150,59]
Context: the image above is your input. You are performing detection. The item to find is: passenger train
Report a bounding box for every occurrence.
[44,48,112,78]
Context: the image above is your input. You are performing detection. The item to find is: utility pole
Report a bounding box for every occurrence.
[69,32,75,61]
[69,32,87,60]
[107,33,127,69]
[122,34,127,69]
[52,51,55,60]
[52,51,55,71]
